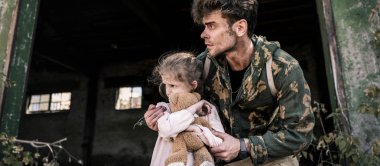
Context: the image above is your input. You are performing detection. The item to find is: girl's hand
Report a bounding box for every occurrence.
[186,100,212,116]
[196,100,212,116]
[144,104,165,131]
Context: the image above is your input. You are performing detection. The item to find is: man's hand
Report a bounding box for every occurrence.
[144,104,165,131]
[210,131,240,162]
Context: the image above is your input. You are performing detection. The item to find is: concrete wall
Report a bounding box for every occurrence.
[331,0,380,150]
[18,71,87,165]
[17,60,162,165]
[91,60,159,166]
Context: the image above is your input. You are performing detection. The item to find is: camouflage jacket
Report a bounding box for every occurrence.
[197,35,315,165]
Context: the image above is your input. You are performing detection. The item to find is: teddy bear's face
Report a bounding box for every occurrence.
[169,92,201,112]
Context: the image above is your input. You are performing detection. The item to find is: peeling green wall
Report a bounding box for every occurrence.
[0,0,17,71]
[0,0,18,115]
[0,0,39,136]
[331,0,380,150]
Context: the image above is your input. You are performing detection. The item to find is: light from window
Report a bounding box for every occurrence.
[115,87,142,110]
[29,94,50,111]
[51,92,71,111]
[26,92,71,114]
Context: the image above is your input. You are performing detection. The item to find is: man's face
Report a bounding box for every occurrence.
[201,10,237,57]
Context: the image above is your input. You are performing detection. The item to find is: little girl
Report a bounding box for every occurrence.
[148,51,224,166]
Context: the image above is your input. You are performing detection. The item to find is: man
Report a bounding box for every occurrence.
[145,0,315,165]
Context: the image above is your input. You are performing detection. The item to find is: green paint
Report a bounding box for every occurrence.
[315,0,338,112]
[0,0,39,136]
[331,0,380,109]
[0,0,17,75]
[331,0,380,151]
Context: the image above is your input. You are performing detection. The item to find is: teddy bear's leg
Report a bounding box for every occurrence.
[193,146,214,166]
[165,134,188,166]
[181,131,204,150]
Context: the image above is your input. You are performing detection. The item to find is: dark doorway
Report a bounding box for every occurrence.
[17,0,330,165]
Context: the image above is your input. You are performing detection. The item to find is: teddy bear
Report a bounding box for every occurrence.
[164,92,214,166]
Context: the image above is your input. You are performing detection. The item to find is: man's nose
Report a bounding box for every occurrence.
[200,29,208,39]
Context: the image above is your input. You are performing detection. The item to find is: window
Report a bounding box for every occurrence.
[26,92,71,114]
[115,86,142,110]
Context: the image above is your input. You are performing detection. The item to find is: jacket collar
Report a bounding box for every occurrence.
[251,35,280,67]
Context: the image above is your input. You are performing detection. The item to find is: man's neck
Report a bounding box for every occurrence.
[225,37,254,71]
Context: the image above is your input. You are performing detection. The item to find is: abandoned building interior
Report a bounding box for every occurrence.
[11,0,331,165]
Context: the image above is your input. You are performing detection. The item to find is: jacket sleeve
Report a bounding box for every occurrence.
[248,59,315,164]
[157,102,195,138]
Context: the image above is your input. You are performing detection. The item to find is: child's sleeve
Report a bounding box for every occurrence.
[196,104,225,147]
[156,102,195,138]
[203,104,224,133]
[195,125,223,147]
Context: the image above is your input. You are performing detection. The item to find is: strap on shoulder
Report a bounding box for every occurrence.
[266,56,277,97]
[203,57,211,81]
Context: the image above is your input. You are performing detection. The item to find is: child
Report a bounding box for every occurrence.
[149,51,224,166]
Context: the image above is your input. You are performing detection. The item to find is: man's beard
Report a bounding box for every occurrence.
[206,28,236,58]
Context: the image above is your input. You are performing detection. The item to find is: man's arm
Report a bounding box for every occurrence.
[247,60,315,164]
[210,60,314,164]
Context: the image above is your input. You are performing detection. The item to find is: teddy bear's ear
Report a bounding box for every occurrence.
[192,92,201,100]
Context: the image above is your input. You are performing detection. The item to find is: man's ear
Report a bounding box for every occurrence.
[233,19,248,37]
[191,80,198,91]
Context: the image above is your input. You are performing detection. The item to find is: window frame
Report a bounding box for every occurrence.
[115,86,143,110]
[25,92,72,114]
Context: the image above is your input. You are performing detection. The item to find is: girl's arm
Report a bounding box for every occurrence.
[157,100,216,138]
[188,103,225,147]
[203,104,224,133]
[157,102,195,138]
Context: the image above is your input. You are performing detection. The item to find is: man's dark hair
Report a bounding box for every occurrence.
[191,0,258,37]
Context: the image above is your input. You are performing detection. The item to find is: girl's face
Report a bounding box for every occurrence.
[162,75,195,98]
